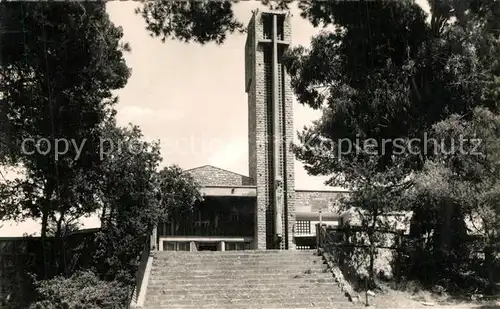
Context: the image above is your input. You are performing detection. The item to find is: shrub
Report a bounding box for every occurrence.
[30,270,130,309]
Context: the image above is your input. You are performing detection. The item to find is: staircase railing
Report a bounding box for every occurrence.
[129,231,153,308]
[316,223,341,262]
[315,223,357,302]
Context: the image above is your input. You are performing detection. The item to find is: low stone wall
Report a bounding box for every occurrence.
[319,223,406,293]
[339,232,401,280]
[328,211,411,284]
[317,247,359,303]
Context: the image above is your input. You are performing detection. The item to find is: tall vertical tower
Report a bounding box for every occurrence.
[245,10,295,250]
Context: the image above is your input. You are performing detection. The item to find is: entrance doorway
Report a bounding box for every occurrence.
[196,242,218,251]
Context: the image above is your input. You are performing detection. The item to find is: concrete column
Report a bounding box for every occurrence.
[246,12,294,250]
[150,225,157,251]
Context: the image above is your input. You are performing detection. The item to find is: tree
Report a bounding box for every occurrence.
[157,164,201,220]
[0,2,130,278]
[287,0,498,184]
[136,0,293,45]
[409,107,500,288]
[284,0,500,288]
[136,1,244,44]
[342,159,411,284]
[93,116,201,285]
[0,0,288,287]
[92,116,161,284]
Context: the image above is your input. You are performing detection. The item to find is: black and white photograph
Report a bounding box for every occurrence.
[0,1,499,308]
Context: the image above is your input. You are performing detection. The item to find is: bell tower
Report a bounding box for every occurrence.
[245,10,295,250]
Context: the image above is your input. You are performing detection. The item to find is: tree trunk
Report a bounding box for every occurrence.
[441,199,453,252]
[40,182,54,279]
[368,210,378,284]
[369,242,375,284]
[40,205,49,278]
[101,203,108,227]
[54,212,65,274]
[484,245,494,291]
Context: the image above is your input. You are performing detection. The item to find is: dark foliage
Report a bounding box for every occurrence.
[285,0,500,292]
[30,270,129,309]
[0,2,130,279]
[136,1,245,44]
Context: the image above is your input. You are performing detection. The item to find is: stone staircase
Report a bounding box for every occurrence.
[142,249,357,309]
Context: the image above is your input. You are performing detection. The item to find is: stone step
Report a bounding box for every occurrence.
[151,264,325,270]
[150,271,328,276]
[153,252,319,261]
[148,277,335,284]
[148,277,333,283]
[153,254,320,260]
[144,302,357,309]
[153,254,321,258]
[153,250,317,255]
[146,289,343,298]
[153,266,325,270]
[145,297,351,304]
[145,306,353,309]
[153,256,322,261]
[148,276,335,287]
[144,297,353,307]
[154,260,323,264]
[146,289,340,296]
[151,266,327,277]
[145,306,352,308]
[146,282,339,290]
[145,289,346,298]
[153,266,324,270]
[156,260,324,264]
[153,258,323,262]
[152,268,328,274]
[145,300,351,307]
[152,263,325,268]
[147,286,339,293]
[146,285,339,293]
[152,262,324,267]
[142,250,350,309]
[153,256,323,261]
[149,274,329,280]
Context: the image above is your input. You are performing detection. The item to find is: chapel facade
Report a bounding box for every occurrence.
[152,10,351,252]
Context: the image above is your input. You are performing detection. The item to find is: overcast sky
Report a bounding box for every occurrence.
[1,1,430,236]
[107,1,334,190]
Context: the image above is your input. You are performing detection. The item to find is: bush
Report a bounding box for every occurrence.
[30,270,130,309]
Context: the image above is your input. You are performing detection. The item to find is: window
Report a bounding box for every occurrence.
[163,241,190,251]
[296,245,311,250]
[163,242,175,251]
[226,242,250,251]
[277,15,284,40]
[178,242,190,251]
[262,14,272,39]
[295,221,311,235]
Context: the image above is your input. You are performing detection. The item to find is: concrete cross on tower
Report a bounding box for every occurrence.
[258,12,290,243]
[246,10,296,250]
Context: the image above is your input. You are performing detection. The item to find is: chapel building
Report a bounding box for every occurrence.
[152,10,350,252]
